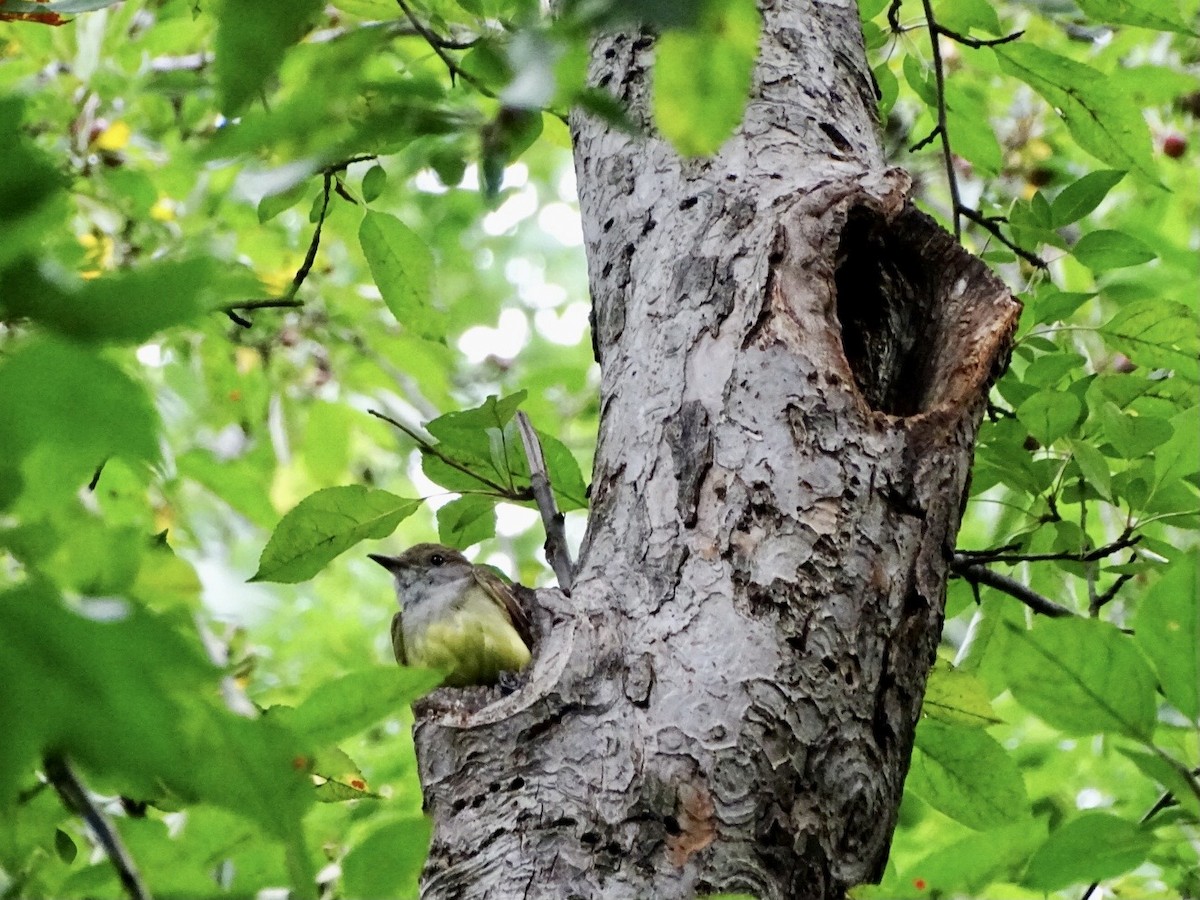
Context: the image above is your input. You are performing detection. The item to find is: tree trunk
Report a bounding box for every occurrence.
[413,2,1020,897]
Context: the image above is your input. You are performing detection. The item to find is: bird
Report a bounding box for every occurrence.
[368,543,532,687]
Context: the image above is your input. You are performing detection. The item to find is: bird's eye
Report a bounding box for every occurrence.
[430,553,445,566]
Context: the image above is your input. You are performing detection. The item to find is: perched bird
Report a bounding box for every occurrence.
[369,543,532,687]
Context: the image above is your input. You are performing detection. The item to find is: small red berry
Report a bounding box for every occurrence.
[1162,134,1187,158]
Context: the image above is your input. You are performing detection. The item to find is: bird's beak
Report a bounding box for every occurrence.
[368,554,401,572]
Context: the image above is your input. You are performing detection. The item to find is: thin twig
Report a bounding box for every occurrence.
[934,25,1024,49]
[908,124,941,153]
[515,411,574,592]
[44,754,152,900]
[1090,571,1135,615]
[367,408,517,497]
[222,298,305,314]
[286,171,334,302]
[919,0,963,238]
[957,205,1050,268]
[394,0,495,97]
[950,556,1075,617]
[956,532,1140,566]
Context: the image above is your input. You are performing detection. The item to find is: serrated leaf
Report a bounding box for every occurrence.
[1134,553,1198,719]
[1022,812,1155,891]
[253,487,421,583]
[1073,229,1157,272]
[922,661,1003,727]
[359,211,439,340]
[1051,170,1125,226]
[437,495,497,548]
[652,0,761,156]
[908,720,1030,830]
[1003,617,1157,739]
[1016,390,1081,446]
[1100,300,1200,382]
[258,181,311,224]
[285,667,443,747]
[994,45,1159,184]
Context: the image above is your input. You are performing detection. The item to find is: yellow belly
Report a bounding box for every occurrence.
[405,594,531,687]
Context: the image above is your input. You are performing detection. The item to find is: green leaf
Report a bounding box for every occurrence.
[994,45,1159,184]
[1,258,214,345]
[652,0,761,156]
[1016,390,1081,446]
[284,667,444,748]
[214,0,323,114]
[1067,438,1112,500]
[359,211,440,341]
[906,820,1046,894]
[1022,812,1156,891]
[908,720,1030,830]
[538,431,589,511]
[0,337,159,497]
[1072,229,1157,272]
[0,583,315,867]
[437,495,497,548]
[252,486,422,583]
[922,661,1003,728]
[1003,618,1157,739]
[933,0,1002,35]
[1100,300,1200,382]
[1134,553,1199,719]
[1097,402,1173,458]
[361,165,387,203]
[1118,748,1200,820]
[258,180,311,224]
[1051,170,1125,226]
[342,816,430,900]
[1075,0,1198,35]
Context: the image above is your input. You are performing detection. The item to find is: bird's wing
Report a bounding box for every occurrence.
[473,567,533,648]
[390,611,407,665]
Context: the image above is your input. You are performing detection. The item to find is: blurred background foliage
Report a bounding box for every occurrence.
[0,0,1196,896]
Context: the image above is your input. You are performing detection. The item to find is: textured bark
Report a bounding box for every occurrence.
[413,1,1020,897]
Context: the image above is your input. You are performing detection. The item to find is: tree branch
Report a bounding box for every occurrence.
[515,411,574,592]
[44,754,152,900]
[950,556,1075,617]
[393,0,495,96]
[956,532,1140,566]
[934,25,1024,49]
[919,0,963,239]
[956,205,1049,269]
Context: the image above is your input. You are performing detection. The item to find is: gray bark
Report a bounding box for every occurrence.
[413,1,1020,897]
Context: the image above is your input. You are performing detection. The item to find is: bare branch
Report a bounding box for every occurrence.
[957,205,1050,269]
[393,0,495,97]
[44,754,152,900]
[515,411,574,592]
[950,556,1075,617]
[934,25,1024,49]
[919,0,963,238]
[956,532,1141,566]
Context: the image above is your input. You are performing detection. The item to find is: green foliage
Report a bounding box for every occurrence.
[0,0,1195,896]
[858,0,1199,895]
